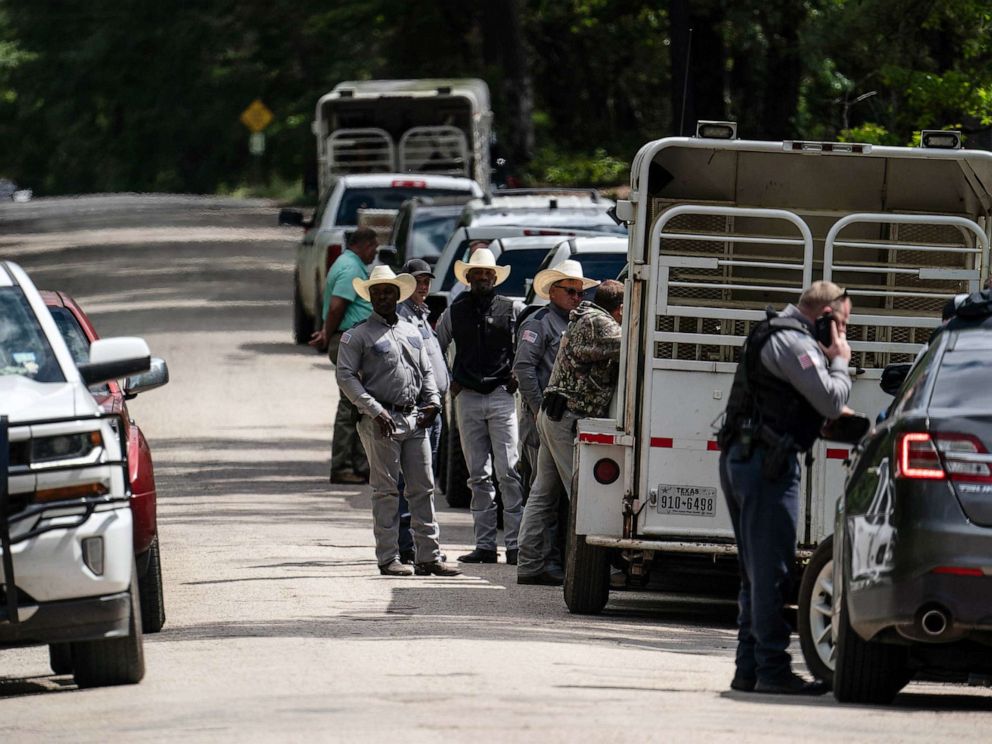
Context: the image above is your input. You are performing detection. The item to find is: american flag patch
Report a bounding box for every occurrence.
[522,330,538,344]
[798,352,815,370]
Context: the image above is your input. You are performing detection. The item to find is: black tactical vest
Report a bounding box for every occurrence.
[719,314,825,452]
[449,292,515,394]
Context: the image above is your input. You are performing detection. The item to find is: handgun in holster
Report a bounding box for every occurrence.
[541,391,568,422]
[759,425,797,481]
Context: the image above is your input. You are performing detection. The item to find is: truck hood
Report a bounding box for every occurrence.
[0,376,98,423]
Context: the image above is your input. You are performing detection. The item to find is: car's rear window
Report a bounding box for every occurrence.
[471,210,627,235]
[410,211,463,260]
[496,249,551,298]
[575,252,627,283]
[336,188,473,226]
[0,288,65,383]
[930,348,992,410]
[48,306,91,365]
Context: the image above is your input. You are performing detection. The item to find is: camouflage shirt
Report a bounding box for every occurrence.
[545,301,622,417]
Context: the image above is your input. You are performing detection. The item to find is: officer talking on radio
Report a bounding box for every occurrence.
[717,280,853,696]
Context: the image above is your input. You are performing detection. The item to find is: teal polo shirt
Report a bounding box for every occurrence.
[322,249,372,331]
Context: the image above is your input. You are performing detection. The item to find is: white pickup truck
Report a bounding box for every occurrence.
[280,173,482,344]
[1,261,153,688]
[563,126,991,679]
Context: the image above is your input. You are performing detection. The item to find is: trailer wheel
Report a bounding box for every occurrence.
[798,536,835,685]
[49,643,73,675]
[292,273,311,345]
[72,568,145,688]
[137,535,166,634]
[564,487,609,614]
[833,586,910,704]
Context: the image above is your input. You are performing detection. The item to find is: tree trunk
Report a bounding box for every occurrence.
[482,0,534,167]
[669,0,725,136]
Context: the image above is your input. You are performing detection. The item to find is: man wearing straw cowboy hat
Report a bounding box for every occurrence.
[437,247,525,564]
[336,265,461,577]
[513,260,599,582]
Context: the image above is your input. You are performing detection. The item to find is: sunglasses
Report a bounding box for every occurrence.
[552,284,582,297]
[831,289,849,303]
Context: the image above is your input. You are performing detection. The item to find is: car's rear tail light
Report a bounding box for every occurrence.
[391,179,426,188]
[932,565,984,577]
[896,433,944,479]
[936,433,992,483]
[896,432,992,482]
[593,458,620,485]
[326,244,342,273]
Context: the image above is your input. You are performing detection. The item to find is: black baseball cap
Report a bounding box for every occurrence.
[402,258,435,278]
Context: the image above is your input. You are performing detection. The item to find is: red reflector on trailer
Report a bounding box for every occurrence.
[826,448,849,460]
[932,566,984,577]
[391,179,426,188]
[579,433,614,445]
[707,440,720,451]
[651,437,674,448]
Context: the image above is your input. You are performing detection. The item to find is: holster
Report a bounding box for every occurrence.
[758,425,797,481]
[541,391,568,422]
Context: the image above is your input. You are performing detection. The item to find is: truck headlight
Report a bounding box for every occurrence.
[31,431,102,463]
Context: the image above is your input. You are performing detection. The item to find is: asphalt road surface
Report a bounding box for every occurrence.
[1,195,990,742]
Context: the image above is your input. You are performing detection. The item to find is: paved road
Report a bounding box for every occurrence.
[1,195,990,742]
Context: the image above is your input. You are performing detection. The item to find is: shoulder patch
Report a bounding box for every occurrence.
[521,329,538,344]
[797,351,820,370]
[340,330,353,345]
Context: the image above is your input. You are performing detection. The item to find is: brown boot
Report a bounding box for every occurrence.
[378,560,414,576]
[414,561,463,577]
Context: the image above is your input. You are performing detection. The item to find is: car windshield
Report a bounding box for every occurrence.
[410,211,463,260]
[0,287,65,383]
[930,347,992,409]
[496,249,552,298]
[336,188,474,226]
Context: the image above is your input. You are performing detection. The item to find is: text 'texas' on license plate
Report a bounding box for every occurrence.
[655,485,717,517]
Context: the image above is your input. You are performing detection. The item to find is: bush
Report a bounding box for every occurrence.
[525,147,629,187]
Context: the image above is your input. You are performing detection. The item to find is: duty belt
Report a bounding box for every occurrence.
[381,401,417,415]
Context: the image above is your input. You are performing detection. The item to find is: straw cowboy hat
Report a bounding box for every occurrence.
[454,247,511,287]
[532,259,601,300]
[353,265,417,302]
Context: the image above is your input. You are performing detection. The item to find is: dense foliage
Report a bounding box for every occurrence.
[0,1,990,196]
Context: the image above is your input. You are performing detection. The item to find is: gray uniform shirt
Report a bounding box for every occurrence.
[759,304,852,419]
[513,304,570,415]
[335,311,441,419]
[398,298,449,396]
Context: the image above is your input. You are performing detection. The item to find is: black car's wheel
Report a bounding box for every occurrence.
[292,273,311,345]
[445,412,471,508]
[564,483,610,615]
[72,568,145,688]
[137,535,166,634]
[833,588,910,704]
[49,643,73,675]
[798,536,835,685]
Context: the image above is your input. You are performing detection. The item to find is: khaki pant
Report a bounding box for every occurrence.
[329,331,368,476]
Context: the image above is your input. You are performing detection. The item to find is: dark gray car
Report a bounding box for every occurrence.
[832,310,992,704]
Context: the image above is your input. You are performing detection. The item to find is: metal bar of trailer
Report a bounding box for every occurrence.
[669,281,806,293]
[661,306,944,328]
[846,288,962,299]
[0,415,18,624]
[653,331,922,354]
[583,535,814,560]
[832,241,980,254]
[660,233,807,246]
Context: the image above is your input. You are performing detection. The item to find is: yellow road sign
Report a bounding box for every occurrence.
[240,99,273,133]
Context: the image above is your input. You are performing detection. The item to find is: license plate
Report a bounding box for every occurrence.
[656,484,717,517]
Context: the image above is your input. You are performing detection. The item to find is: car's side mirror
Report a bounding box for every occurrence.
[377,245,399,267]
[821,413,872,445]
[124,357,170,399]
[880,362,913,396]
[278,208,307,228]
[78,337,151,386]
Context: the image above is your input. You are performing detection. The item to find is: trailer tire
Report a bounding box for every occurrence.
[833,588,910,704]
[292,273,311,345]
[137,535,166,634]
[49,643,73,675]
[564,488,609,615]
[798,536,835,685]
[72,568,145,689]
